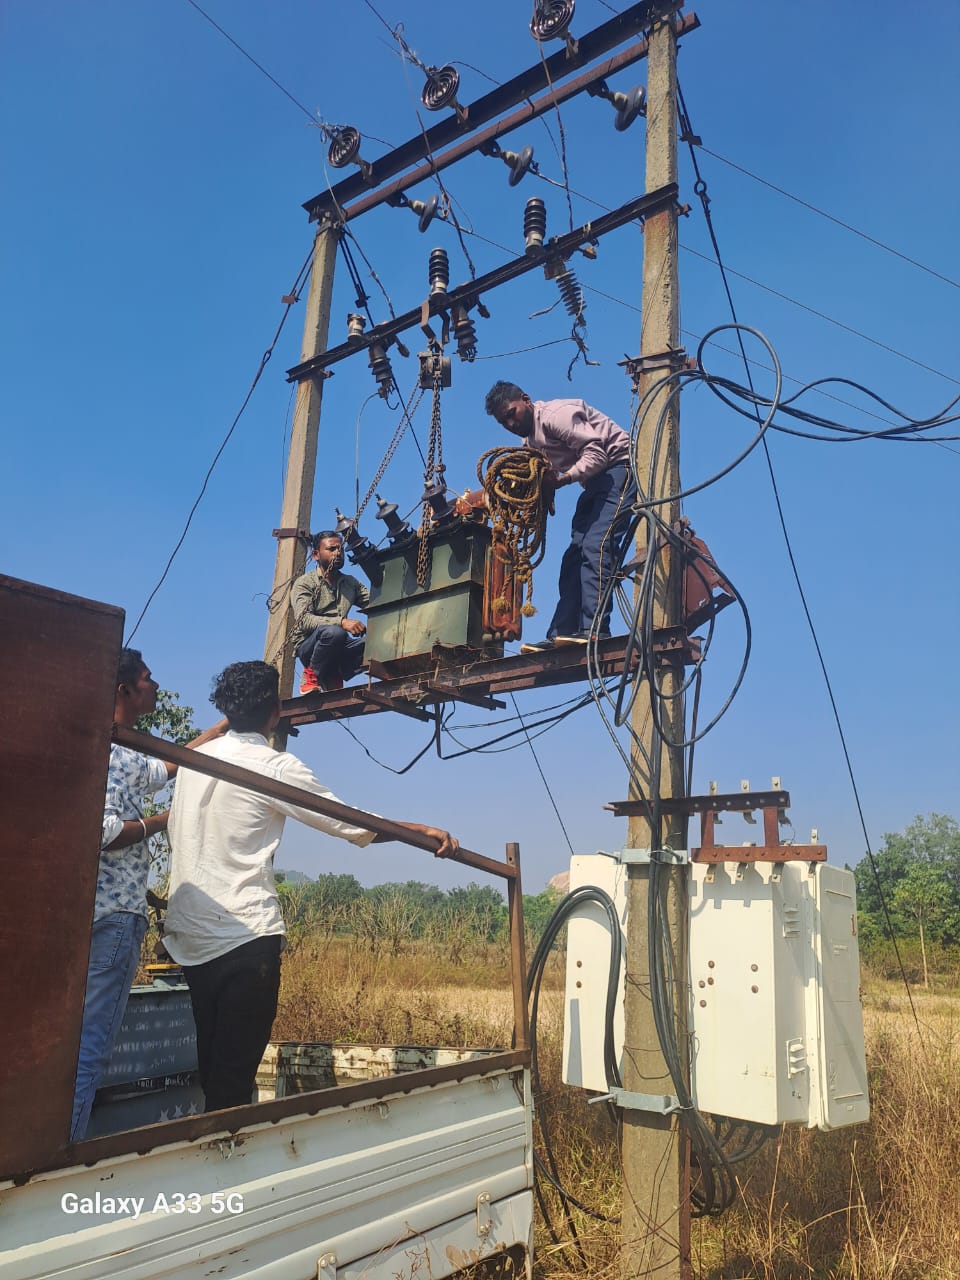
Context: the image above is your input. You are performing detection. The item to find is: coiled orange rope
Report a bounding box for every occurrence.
[477,446,554,617]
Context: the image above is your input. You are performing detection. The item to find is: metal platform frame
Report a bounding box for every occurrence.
[281,628,698,730]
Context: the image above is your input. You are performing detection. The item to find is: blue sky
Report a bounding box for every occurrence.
[3,1,959,893]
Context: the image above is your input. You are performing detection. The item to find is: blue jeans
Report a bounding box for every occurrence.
[296,625,366,685]
[548,463,637,638]
[70,910,147,1142]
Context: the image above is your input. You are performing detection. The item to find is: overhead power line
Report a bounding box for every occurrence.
[699,146,960,293]
[681,244,960,388]
[676,80,928,1051]
[183,0,394,146]
[125,245,314,644]
[183,0,318,124]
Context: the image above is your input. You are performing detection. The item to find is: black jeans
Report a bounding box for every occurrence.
[183,935,282,1113]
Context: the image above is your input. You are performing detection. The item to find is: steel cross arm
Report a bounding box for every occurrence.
[338,16,698,227]
[287,182,679,384]
[111,725,515,881]
[303,0,688,221]
[607,790,792,818]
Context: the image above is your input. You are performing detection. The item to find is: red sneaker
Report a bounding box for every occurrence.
[299,667,319,694]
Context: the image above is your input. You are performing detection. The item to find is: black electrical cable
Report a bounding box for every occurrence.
[525,886,625,1232]
[183,0,321,125]
[183,0,396,145]
[527,155,960,389]
[699,145,960,293]
[681,243,960,389]
[335,704,448,775]
[447,684,594,732]
[125,243,314,644]
[510,693,576,857]
[337,234,427,469]
[648,854,737,1215]
[677,84,931,1056]
[698,367,960,445]
[573,348,755,808]
[439,688,603,757]
[580,277,921,434]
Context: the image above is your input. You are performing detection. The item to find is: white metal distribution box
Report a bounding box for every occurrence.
[561,854,627,1092]
[689,860,868,1129]
[561,854,869,1130]
[689,861,812,1125]
[806,863,871,1129]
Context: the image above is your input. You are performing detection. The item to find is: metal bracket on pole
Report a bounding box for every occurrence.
[272,527,312,541]
[619,348,694,392]
[596,1087,681,1115]
[616,847,689,866]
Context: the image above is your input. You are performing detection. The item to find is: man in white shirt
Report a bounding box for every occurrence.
[484,381,637,652]
[165,660,457,1113]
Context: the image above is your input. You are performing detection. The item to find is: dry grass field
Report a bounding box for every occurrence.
[271,936,960,1280]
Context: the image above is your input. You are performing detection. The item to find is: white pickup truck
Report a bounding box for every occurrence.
[1,1038,533,1280]
[0,575,534,1280]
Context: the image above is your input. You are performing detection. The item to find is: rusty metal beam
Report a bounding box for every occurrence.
[303,2,693,221]
[351,687,433,721]
[111,725,516,882]
[607,790,828,862]
[281,628,694,728]
[337,16,699,226]
[608,789,792,817]
[506,843,530,1053]
[691,843,828,864]
[421,682,505,711]
[287,183,679,384]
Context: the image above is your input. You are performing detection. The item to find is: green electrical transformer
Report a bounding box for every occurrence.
[363,521,502,671]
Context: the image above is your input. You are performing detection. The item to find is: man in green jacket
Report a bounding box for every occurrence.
[290,531,370,694]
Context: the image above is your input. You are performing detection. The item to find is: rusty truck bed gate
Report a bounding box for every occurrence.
[0,573,530,1185]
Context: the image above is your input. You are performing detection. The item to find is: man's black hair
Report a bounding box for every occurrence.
[210,661,279,732]
[117,648,146,687]
[311,530,342,551]
[484,381,526,417]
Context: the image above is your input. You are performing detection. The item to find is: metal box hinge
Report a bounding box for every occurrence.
[476,1191,493,1237]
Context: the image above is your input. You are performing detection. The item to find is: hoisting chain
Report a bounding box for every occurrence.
[477,446,553,616]
[416,346,447,587]
[354,380,426,521]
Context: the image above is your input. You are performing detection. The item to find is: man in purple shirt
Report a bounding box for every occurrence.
[485,381,637,650]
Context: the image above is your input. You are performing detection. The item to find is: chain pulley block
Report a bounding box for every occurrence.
[418,347,451,389]
[416,341,450,587]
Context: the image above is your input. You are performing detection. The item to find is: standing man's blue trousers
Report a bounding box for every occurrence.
[546,462,637,639]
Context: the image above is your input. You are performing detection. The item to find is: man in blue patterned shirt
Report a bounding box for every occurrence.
[70,649,226,1142]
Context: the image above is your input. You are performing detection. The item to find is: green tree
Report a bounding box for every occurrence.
[521,888,564,945]
[134,689,199,888]
[854,813,960,952]
[135,689,199,747]
[891,862,953,988]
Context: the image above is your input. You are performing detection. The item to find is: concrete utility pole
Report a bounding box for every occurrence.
[621,13,690,1280]
[262,222,338,742]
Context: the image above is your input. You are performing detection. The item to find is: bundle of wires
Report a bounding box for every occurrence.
[525,884,623,1250]
[526,875,778,1225]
